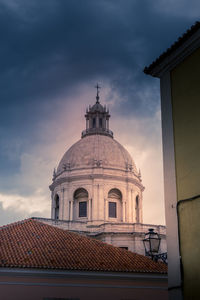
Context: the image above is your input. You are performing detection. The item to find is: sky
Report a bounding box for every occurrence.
[0,0,199,226]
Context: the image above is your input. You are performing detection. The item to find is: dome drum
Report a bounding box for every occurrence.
[51,174,143,225]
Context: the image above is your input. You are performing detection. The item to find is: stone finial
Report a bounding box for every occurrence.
[53,168,56,181]
[138,169,141,179]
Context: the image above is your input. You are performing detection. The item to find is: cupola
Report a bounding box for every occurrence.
[81,84,113,138]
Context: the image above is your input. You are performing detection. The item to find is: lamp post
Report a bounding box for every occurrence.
[143,228,167,264]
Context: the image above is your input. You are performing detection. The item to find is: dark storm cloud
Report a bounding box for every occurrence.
[0,1,195,115]
[0,0,199,224]
[0,0,198,171]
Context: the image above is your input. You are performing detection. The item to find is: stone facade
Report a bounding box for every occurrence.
[49,91,167,255]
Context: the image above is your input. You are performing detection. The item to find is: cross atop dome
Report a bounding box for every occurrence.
[95,83,101,103]
[81,86,113,138]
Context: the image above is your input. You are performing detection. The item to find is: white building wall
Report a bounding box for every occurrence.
[49,149,165,256]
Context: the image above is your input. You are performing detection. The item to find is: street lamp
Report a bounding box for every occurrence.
[143,228,168,264]
[143,228,161,259]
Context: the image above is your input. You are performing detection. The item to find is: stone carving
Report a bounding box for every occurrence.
[126,163,133,171]
[138,169,142,181]
[93,159,103,167]
[52,168,56,181]
[63,163,71,171]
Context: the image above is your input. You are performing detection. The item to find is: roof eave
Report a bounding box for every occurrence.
[144,22,200,78]
[0,267,168,278]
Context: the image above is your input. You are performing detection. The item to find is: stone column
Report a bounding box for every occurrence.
[139,192,143,223]
[135,195,140,223]
[86,118,89,130]
[70,200,73,221]
[127,189,132,223]
[64,199,69,221]
[103,117,106,129]
[88,198,91,221]
[92,184,98,220]
[131,189,134,223]
[106,118,109,130]
[105,198,108,221]
[89,117,92,129]
[61,188,65,220]
[98,185,104,220]
[64,187,69,221]
[122,201,126,222]
[51,192,54,219]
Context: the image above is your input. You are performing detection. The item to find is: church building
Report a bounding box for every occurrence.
[46,86,166,255]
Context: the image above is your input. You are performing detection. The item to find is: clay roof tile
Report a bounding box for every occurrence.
[0,218,167,273]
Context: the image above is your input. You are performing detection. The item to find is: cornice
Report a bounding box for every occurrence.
[49,173,144,191]
[0,268,167,280]
[54,165,140,180]
[86,231,166,238]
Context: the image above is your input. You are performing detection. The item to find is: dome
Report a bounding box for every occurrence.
[57,135,137,174]
[90,102,104,112]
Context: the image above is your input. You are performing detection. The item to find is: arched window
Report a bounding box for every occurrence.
[135,195,139,223]
[109,202,116,218]
[99,118,103,128]
[108,189,122,220]
[74,188,88,219]
[92,118,96,128]
[54,194,59,220]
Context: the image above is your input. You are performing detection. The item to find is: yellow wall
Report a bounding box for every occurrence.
[177,197,200,299]
[171,47,200,299]
[171,47,200,200]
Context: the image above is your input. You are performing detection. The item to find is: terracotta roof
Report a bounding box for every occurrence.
[0,218,167,273]
[144,21,200,76]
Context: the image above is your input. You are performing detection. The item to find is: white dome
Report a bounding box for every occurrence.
[50,96,145,230]
[57,135,137,174]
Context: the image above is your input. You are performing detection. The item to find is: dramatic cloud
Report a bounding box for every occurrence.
[0,0,199,225]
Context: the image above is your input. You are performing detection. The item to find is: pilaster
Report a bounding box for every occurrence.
[70,200,73,221]
[127,189,132,223]
[122,200,126,222]
[105,198,108,221]
[88,198,92,220]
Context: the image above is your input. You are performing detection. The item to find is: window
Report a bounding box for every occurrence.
[136,195,139,223]
[55,195,59,220]
[92,118,96,128]
[79,201,87,217]
[99,118,103,128]
[74,188,88,221]
[109,202,116,218]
